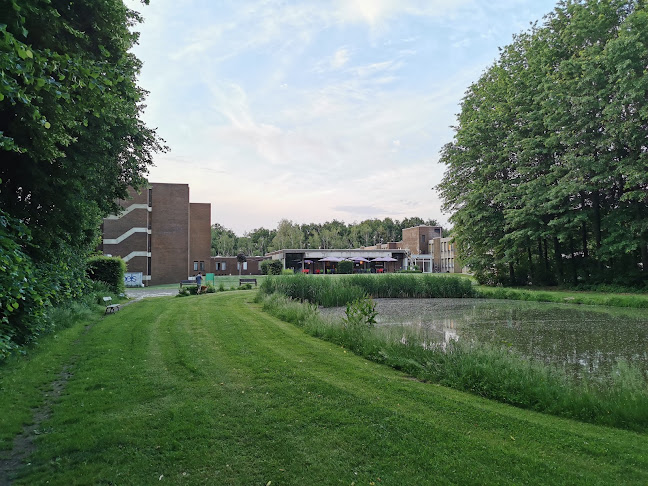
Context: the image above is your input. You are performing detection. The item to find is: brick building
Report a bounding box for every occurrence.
[211,256,266,276]
[401,225,443,255]
[101,183,211,285]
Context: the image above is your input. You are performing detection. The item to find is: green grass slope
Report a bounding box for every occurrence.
[2,292,647,485]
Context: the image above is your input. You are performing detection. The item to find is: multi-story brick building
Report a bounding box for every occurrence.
[101,183,211,285]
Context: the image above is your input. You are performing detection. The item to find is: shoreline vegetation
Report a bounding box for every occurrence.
[258,274,648,431]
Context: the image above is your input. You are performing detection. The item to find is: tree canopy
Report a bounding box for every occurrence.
[0,0,164,357]
[211,217,442,256]
[437,0,648,287]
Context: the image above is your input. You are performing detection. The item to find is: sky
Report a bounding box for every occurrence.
[125,0,558,236]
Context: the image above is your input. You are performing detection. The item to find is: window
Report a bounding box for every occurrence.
[215,262,220,271]
[222,262,226,271]
[148,188,152,207]
[193,261,198,271]
[200,261,205,271]
[147,257,151,275]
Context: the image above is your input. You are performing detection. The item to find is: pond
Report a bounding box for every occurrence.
[320,298,648,379]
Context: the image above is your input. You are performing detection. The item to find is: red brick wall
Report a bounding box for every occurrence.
[102,186,150,277]
[150,183,190,285]
[211,256,266,275]
[401,226,442,254]
[189,203,212,277]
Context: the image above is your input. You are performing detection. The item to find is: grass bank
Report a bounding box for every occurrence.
[259,293,648,433]
[1,292,647,484]
[260,273,475,307]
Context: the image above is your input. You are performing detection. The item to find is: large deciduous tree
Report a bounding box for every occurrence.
[438,0,648,287]
[0,0,165,356]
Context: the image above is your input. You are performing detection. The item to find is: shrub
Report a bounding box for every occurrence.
[281,268,294,275]
[87,256,126,293]
[261,259,283,275]
[337,260,353,274]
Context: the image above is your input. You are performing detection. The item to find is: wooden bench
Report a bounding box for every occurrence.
[180,280,198,288]
[103,296,120,314]
[239,278,257,287]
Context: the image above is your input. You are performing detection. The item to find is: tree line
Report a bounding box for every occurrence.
[211,217,442,256]
[438,0,648,287]
[0,1,163,357]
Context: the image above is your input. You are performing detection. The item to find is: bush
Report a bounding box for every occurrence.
[261,259,283,275]
[337,260,353,274]
[87,256,126,293]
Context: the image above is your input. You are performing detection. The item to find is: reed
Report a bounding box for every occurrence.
[259,273,475,307]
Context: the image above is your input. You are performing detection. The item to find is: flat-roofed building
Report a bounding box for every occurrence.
[101,183,211,285]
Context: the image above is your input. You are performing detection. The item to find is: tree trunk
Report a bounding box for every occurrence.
[641,237,648,272]
[554,237,563,281]
[509,262,515,284]
[570,238,578,285]
[592,190,602,250]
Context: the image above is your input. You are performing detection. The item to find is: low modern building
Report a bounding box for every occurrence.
[410,236,464,273]
[266,249,409,273]
[363,225,465,274]
[101,183,211,285]
[210,256,266,276]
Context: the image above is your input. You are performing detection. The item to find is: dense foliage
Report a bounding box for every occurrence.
[438,0,648,287]
[212,217,442,256]
[0,0,164,356]
[260,259,283,275]
[87,256,127,293]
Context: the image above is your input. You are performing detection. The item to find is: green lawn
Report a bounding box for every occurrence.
[2,291,647,485]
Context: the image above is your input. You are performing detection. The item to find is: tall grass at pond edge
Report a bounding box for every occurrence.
[256,291,648,432]
[259,273,476,307]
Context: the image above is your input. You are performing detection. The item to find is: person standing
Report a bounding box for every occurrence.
[196,272,202,293]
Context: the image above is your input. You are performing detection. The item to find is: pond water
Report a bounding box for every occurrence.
[320,298,648,378]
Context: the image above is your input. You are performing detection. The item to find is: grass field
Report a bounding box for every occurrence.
[2,291,647,484]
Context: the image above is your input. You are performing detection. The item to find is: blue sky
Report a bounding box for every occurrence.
[126,0,558,235]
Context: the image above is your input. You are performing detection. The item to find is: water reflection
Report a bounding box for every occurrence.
[321,298,648,379]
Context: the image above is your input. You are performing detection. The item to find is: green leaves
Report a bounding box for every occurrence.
[438,0,648,287]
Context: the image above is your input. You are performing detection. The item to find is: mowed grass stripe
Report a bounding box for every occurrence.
[8,292,648,485]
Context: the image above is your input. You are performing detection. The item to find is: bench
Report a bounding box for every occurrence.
[180,280,198,288]
[239,278,257,287]
[103,296,120,314]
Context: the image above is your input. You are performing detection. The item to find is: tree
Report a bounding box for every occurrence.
[438,0,648,287]
[236,253,247,276]
[0,0,165,354]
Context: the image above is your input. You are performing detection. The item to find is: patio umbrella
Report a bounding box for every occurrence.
[371,257,398,262]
